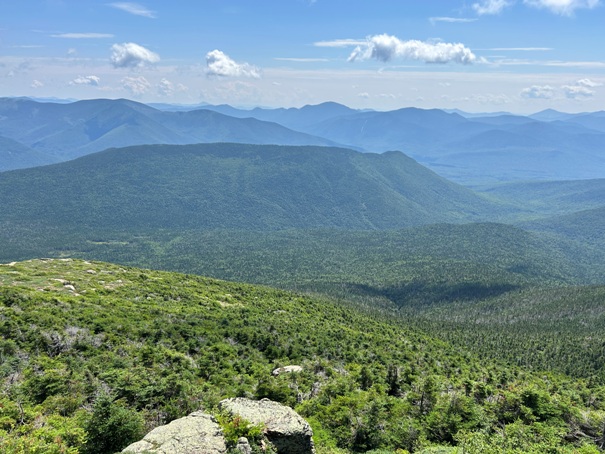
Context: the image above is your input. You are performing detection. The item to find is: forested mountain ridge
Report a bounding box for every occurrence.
[0,142,506,230]
[0,98,342,170]
[1,258,605,454]
[2,97,604,182]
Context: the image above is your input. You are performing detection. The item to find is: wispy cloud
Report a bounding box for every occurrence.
[347,34,478,65]
[110,42,160,68]
[69,75,101,86]
[429,17,478,24]
[108,2,156,18]
[314,39,366,48]
[486,47,553,51]
[9,45,45,49]
[523,0,600,15]
[473,0,513,15]
[473,0,600,16]
[51,33,114,39]
[206,50,260,78]
[31,79,44,89]
[274,57,330,62]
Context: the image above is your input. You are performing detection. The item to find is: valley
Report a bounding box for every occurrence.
[1,98,605,454]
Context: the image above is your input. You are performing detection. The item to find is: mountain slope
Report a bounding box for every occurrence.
[1,258,604,453]
[0,143,503,230]
[476,178,605,217]
[0,135,56,171]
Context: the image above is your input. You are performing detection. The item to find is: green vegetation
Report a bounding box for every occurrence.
[0,143,507,230]
[2,258,605,453]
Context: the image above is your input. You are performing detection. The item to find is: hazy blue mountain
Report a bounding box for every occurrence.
[0,98,343,167]
[563,111,605,133]
[0,143,504,230]
[0,135,56,171]
[200,101,359,130]
[529,109,577,122]
[443,108,513,118]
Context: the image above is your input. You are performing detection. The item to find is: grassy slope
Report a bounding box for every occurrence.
[1,258,605,454]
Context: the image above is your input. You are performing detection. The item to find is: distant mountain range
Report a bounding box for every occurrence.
[0,143,504,230]
[1,97,604,183]
[0,97,342,170]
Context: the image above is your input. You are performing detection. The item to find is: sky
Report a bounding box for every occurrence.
[1,0,604,113]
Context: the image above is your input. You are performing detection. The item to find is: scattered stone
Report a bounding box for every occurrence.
[272,365,303,376]
[219,398,315,454]
[64,284,76,292]
[86,269,97,274]
[122,411,227,453]
[235,437,252,454]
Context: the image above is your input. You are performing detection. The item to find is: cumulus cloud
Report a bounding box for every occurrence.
[521,84,556,99]
[563,78,602,98]
[69,75,101,86]
[108,2,156,18]
[523,0,600,15]
[31,79,43,89]
[111,42,160,68]
[473,0,514,14]
[348,34,477,65]
[121,76,151,96]
[205,50,260,78]
[157,78,187,96]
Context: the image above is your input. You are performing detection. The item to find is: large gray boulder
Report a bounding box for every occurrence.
[219,397,315,454]
[121,411,227,454]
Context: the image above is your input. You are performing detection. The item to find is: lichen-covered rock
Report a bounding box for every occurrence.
[121,411,227,454]
[272,365,303,376]
[219,397,315,454]
[235,436,252,454]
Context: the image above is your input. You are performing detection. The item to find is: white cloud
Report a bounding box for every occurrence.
[358,92,370,99]
[121,76,151,96]
[429,17,478,24]
[348,34,477,65]
[521,84,556,98]
[69,75,101,86]
[67,48,77,56]
[523,0,600,15]
[51,33,114,39]
[473,0,514,14]
[313,39,367,48]
[487,47,553,51]
[157,78,188,96]
[563,78,602,98]
[274,57,330,62]
[31,79,44,88]
[108,2,156,18]
[110,42,160,68]
[205,50,260,78]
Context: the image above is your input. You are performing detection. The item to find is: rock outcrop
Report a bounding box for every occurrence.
[122,398,315,454]
[272,365,303,376]
[121,411,227,453]
[219,397,315,454]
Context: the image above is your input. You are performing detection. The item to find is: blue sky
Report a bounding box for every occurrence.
[1,0,604,113]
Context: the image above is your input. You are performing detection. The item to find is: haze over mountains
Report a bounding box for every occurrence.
[1,97,604,183]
